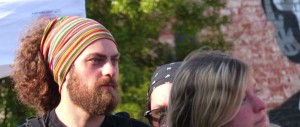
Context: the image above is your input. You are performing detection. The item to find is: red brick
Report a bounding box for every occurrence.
[242,0,262,7]
[227,1,300,107]
[227,0,242,8]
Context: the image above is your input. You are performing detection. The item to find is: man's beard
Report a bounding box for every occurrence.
[67,69,119,116]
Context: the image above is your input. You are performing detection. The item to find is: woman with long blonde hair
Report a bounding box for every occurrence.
[166,50,270,127]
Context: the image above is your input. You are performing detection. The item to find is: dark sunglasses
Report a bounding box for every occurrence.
[144,108,167,127]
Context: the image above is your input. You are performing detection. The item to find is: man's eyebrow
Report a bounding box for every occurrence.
[86,53,120,58]
[86,53,106,58]
[112,53,120,58]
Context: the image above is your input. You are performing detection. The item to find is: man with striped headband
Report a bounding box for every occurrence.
[12,16,150,127]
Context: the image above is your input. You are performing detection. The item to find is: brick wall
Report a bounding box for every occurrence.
[225,0,300,109]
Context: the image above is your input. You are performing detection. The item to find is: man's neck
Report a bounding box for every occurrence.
[55,106,105,127]
[55,90,105,127]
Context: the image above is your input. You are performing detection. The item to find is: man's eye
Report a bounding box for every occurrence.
[112,58,119,65]
[157,110,165,115]
[153,109,166,116]
[89,58,104,64]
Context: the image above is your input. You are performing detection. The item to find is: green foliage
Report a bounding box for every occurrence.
[0,78,35,127]
[0,0,232,126]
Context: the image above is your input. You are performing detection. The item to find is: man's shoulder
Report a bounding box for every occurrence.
[111,112,150,127]
[17,116,46,127]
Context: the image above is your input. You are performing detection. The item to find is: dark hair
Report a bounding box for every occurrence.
[12,18,60,115]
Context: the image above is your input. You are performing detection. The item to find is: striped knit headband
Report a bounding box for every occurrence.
[40,16,116,91]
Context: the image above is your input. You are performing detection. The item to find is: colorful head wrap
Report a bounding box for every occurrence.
[40,16,116,91]
[147,62,182,97]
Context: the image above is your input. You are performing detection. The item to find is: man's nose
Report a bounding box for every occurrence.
[102,61,117,77]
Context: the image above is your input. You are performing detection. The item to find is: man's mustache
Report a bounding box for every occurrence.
[95,76,117,88]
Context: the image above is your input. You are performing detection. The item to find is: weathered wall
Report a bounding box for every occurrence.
[225,0,300,109]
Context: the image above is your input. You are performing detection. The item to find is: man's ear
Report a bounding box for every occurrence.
[65,65,75,80]
[65,72,70,81]
[60,69,72,94]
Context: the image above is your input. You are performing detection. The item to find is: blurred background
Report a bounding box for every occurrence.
[0,0,300,126]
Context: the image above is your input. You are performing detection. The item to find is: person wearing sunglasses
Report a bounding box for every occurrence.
[144,62,182,127]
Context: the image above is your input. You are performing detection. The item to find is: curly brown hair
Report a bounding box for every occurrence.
[12,18,60,115]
